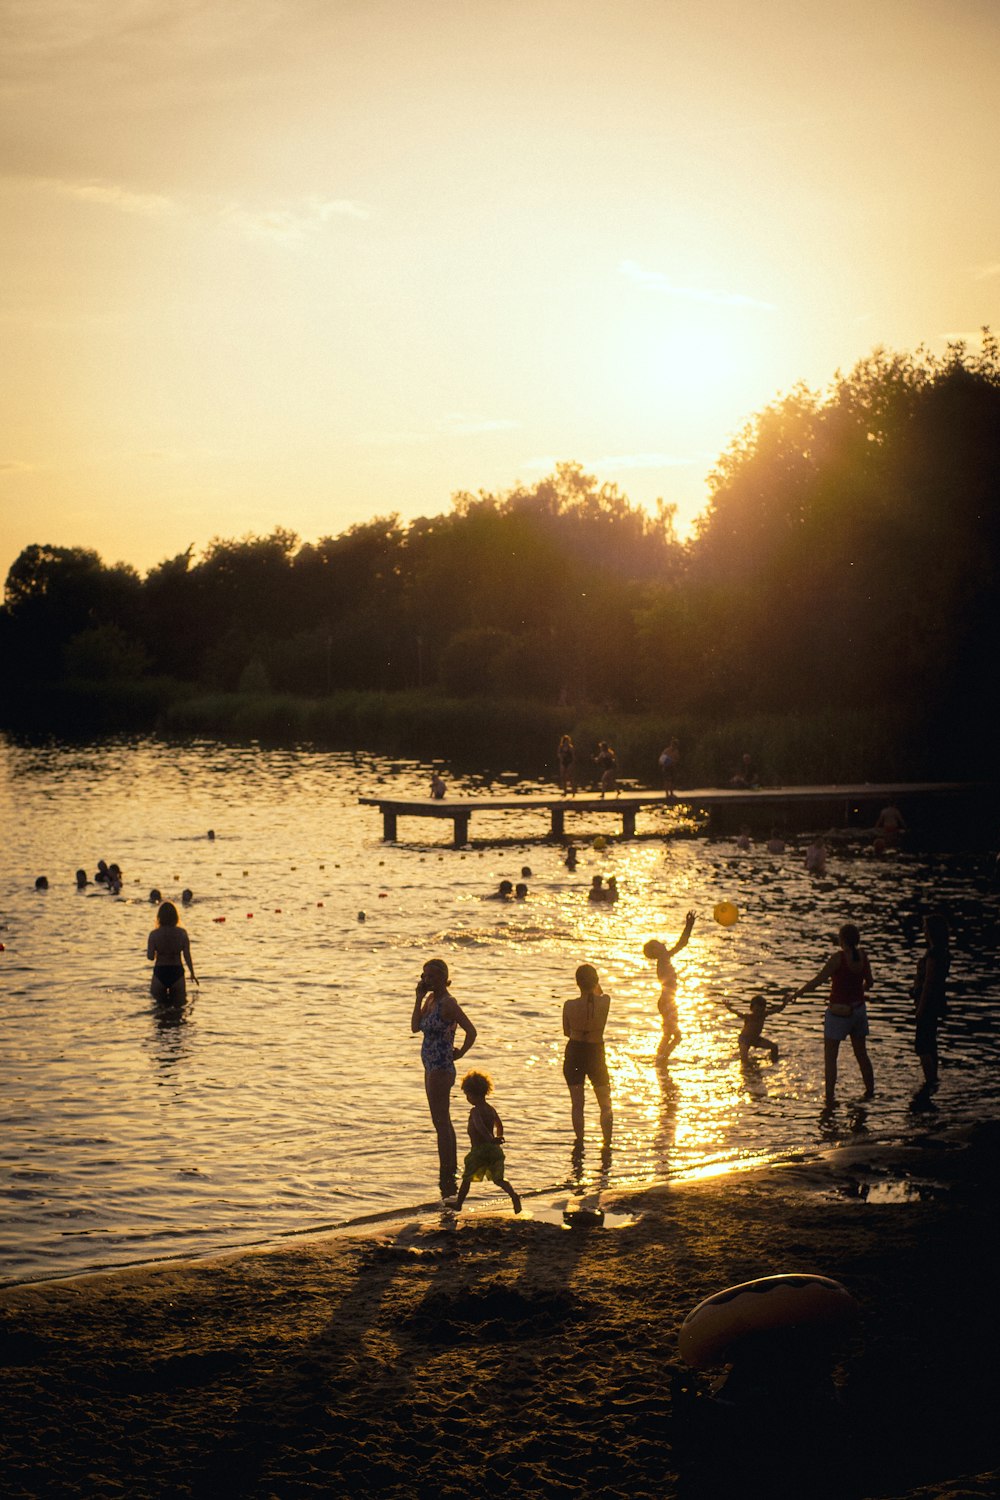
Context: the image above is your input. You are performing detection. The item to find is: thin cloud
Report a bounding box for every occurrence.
[0,459,36,473]
[436,414,519,436]
[220,196,371,243]
[619,259,777,311]
[32,177,180,218]
[972,262,1000,280]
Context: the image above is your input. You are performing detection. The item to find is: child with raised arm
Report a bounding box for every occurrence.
[644,910,696,1063]
[722,993,793,1065]
[452,1071,521,1214]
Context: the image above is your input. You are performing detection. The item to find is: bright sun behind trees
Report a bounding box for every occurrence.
[3,338,997,779]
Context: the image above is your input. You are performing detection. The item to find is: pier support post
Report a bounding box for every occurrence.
[550,807,565,839]
[452,811,470,848]
[382,808,398,841]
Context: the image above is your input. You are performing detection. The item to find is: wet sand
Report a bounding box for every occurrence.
[2,1123,998,1499]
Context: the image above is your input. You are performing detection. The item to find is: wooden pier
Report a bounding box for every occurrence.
[359,782,983,848]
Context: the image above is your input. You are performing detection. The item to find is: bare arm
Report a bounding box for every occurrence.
[452,1005,477,1060]
[666,911,697,958]
[794,954,839,999]
[147,931,156,961]
[180,929,198,985]
[721,999,742,1016]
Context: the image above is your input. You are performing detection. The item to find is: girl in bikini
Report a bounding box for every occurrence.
[147,901,198,1004]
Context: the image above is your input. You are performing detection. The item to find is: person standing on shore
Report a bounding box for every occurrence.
[412,959,477,1197]
[792,923,874,1109]
[562,964,613,1147]
[644,910,696,1064]
[911,913,950,1098]
[147,901,198,1004]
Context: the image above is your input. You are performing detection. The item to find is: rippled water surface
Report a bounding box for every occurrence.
[2,735,998,1284]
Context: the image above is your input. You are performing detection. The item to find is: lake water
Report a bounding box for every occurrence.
[2,734,998,1286]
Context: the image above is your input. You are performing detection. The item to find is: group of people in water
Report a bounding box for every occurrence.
[411,906,952,1210]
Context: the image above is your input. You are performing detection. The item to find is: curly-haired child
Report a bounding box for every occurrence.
[453,1071,521,1214]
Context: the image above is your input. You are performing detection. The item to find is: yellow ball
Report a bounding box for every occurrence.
[713,900,739,927]
[593,835,607,851]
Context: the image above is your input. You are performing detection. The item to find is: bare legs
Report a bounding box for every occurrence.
[824,1035,874,1108]
[424,1067,457,1194]
[568,1081,613,1146]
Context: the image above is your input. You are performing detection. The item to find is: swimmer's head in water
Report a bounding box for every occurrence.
[576,963,600,992]
[499,880,513,895]
[157,901,180,928]
[515,883,528,898]
[461,1070,492,1099]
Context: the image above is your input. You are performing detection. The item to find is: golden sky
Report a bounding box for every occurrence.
[2,0,998,584]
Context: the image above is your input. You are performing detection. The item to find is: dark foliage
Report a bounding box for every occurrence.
[3,339,997,777]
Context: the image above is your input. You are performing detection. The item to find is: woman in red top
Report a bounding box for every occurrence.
[793,923,874,1109]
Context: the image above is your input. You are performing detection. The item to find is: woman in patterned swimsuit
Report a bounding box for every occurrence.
[411,958,478,1197]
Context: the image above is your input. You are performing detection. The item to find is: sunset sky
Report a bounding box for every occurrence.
[2,0,998,585]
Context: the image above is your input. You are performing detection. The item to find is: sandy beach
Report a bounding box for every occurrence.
[2,1122,998,1500]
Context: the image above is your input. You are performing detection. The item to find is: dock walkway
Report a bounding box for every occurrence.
[358,782,978,847]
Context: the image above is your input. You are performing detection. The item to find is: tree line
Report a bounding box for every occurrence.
[3,334,997,777]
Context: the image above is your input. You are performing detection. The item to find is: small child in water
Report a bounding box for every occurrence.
[452,1071,521,1214]
[722,993,793,1065]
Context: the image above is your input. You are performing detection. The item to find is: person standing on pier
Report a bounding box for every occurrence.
[412,959,477,1198]
[557,734,577,795]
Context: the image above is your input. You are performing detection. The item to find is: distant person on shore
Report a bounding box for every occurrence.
[792,923,874,1109]
[594,741,618,797]
[451,1071,521,1214]
[430,772,446,800]
[766,828,786,854]
[557,735,577,796]
[911,912,950,1098]
[147,901,198,1005]
[411,958,477,1198]
[562,963,613,1147]
[730,753,758,788]
[875,802,906,847]
[658,738,680,798]
[805,835,827,874]
[721,992,793,1065]
[644,911,696,1064]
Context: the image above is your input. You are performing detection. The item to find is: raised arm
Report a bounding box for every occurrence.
[666,911,697,958]
[721,999,742,1017]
